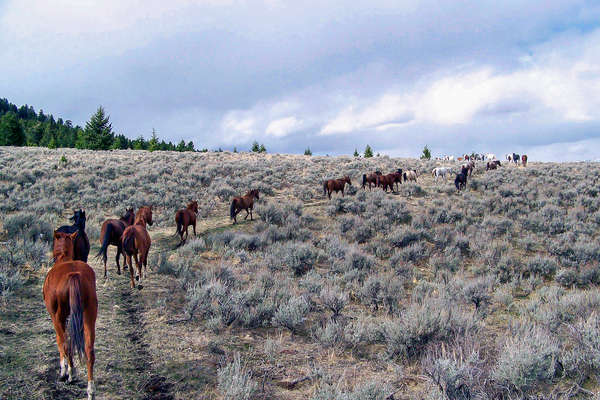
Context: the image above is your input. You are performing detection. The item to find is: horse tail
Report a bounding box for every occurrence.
[122,228,136,256]
[67,273,85,362]
[403,172,407,182]
[323,181,327,196]
[175,211,183,236]
[230,199,237,220]
[362,174,367,188]
[95,223,112,264]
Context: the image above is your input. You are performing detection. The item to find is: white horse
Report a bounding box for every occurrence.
[484,153,496,161]
[432,167,450,181]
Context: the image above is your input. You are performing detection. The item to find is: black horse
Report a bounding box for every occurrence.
[56,209,90,262]
[512,153,520,164]
[455,167,468,191]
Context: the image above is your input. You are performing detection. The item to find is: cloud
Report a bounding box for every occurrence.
[266,116,302,137]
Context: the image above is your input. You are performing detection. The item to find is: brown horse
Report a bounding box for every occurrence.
[362,171,381,191]
[521,154,528,167]
[96,208,135,279]
[175,201,198,244]
[44,231,97,399]
[323,176,351,199]
[122,206,153,289]
[230,189,260,224]
[377,172,403,192]
[486,160,501,170]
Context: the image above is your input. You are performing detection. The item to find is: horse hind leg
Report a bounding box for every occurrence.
[50,315,69,381]
[244,209,250,220]
[127,255,135,289]
[84,309,96,399]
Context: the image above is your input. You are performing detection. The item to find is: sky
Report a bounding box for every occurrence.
[2,0,600,161]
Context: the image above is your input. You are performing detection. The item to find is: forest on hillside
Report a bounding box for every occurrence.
[0,98,196,152]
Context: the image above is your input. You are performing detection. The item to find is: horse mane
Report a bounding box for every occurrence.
[53,232,77,262]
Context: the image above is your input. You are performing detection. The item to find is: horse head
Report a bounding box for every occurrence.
[344,176,352,185]
[188,200,199,213]
[137,206,153,226]
[122,208,135,225]
[252,189,260,200]
[53,231,78,262]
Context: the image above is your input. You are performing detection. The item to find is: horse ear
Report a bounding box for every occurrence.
[70,231,78,241]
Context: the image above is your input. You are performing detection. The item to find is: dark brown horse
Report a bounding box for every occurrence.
[377,171,403,192]
[230,189,260,224]
[56,209,90,262]
[362,171,381,191]
[486,160,501,170]
[96,208,135,279]
[175,201,198,244]
[44,231,97,399]
[323,176,351,199]
[122,206,153,289]
[522,154,528,167]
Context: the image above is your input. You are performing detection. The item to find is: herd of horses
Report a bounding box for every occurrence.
[41,153,527,398]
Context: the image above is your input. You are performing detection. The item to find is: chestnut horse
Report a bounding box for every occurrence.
[175,200,198,244]
[96,208,135,278]
[56,209,90,262]
[122,206,153,289]
[521,154,528,167]
[362,171,381,191]
[230,189,260,224]
[44,231,97,399]
[377,171,403,192]
[323,176,351,199]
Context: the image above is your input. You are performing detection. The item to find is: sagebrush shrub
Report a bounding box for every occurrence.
[217,353,257,400]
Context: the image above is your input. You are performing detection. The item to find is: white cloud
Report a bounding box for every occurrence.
[221,113,255,143]
[266,116,302,137]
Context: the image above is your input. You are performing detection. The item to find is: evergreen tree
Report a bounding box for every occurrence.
[176,140,186,152]
[233,146,237,153]
[304,147,312,156]
[259,144,266,153]
[148,128,160,152]
[364,145,373,158]
[186,141,195,152]
[133,135,146,150]
[251,141,260,152]
[0,112,25,146]
[420,145,431,160]
[83,106,114,150]
[353,148,359,157]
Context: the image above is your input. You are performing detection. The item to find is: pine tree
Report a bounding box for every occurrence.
[251,141,260,152]
[353,148,359,157]
[304,147,312,156]
[148,128,159,152]
[0,112,25,146]
[420,145,431,160]
[83,106,114,150]
[364,145,373,158]
[133,135,146,150]
[259,144,266,153]
[233,146,238,153]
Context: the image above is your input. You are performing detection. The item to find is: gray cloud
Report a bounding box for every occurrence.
[1,0,600,160]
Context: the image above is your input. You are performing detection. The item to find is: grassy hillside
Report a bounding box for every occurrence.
[1,146,599,399]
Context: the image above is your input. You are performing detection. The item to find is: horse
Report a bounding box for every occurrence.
[175,200,198,244]
[362,171,381,191]
[461,160,475,177]
[122,206,153,289]
[432,167,450,181]
[230,189,260,224]
[56,209,90,262]
[403,170,418,183]
[44,231,97,399]
[486,160,501,170]
[512,153,520,164]
[455,167,468,191]
[96,208,135,279]
[485,153,496,161]
[522,154,528,167]
[323,176,351,199]
[377,171,402,192]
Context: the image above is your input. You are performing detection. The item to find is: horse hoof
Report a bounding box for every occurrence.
[123,266,128,270]
[58,374,68,382]
[135,275,139,281]
[137,285,143,290]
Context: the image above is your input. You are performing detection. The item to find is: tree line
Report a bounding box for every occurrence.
[0,98,195,152]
